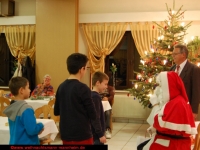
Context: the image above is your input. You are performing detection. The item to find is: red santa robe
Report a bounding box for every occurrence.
[146,72,197,150]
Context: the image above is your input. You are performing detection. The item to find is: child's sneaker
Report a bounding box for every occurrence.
[105,129,112,139]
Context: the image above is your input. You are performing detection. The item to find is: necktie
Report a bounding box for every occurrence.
[176,65,180,75]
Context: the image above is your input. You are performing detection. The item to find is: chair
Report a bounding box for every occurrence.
[194,123,200,150]
[48,99,55,107]
[0,97,10,116]
[2,106,8,117]
[34,105,51,119]
[49,107,60,137]
[34,105,52,145]
[0,90,4,97]
[49,108,60,123]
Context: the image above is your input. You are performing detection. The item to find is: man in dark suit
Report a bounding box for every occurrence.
[170,44,200,119]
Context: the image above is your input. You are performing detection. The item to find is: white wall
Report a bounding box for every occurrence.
[14,0,35,16]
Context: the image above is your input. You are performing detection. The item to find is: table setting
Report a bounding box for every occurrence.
[0,116,58,144]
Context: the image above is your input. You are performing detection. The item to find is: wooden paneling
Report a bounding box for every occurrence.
[36,0,78,91]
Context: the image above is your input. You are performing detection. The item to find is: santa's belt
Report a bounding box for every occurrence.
[156,131,189,139]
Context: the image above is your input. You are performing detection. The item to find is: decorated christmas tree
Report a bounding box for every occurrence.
[128,1,198,108]
[153,2,191,52]
[187,36,200,64]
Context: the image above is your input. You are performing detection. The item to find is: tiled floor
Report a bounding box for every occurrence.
[51,122,149,150]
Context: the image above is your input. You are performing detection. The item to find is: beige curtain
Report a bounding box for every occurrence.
[130,22,160,57]
[0,26,5,33]
[82,23,128,73]
[4,25,36,64]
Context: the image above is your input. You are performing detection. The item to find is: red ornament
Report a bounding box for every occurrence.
[152,25,155,29]
[127,93,130,97]
[164,26,167,30]
[145,61,148,65]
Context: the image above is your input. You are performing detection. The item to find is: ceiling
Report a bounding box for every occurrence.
[79,0,200,14]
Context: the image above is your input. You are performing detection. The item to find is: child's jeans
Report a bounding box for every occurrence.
[93,138,104,145]
[105,110,111,130]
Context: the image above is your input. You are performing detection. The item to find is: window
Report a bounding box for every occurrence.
[0,33,15,86]
[104,31,141,90]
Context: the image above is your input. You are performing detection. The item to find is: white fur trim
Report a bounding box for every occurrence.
[158,104,197,135]
[155,139,170,147]
[147,105,160,126]
[160,72,169,103]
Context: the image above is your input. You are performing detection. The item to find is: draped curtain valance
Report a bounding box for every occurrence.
[82,23,128,74]
[129,22,160,58]
[0,25,36,64]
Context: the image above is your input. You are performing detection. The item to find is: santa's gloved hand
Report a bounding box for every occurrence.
[149,94,159,106]
[147,126,156,137]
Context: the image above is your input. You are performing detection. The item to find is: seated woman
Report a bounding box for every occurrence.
[31,74,54,97]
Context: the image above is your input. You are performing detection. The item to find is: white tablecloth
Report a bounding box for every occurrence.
[20,100,110,113]
[0,117,10,144]
[102,101,112,112]
[37,119,58,141]
[25,100,49,110]
[0,116,58,144]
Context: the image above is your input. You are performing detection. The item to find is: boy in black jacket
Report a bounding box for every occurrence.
[91,71,108,145]
[54,53,97,145]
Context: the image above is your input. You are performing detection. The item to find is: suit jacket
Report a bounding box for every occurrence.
[170,60,200,113]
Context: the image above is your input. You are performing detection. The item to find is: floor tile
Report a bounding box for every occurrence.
[51,122,149,150]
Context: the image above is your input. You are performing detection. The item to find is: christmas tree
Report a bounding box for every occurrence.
[128,1,195,108]
[153,2,191,52]
[187,36,200,64]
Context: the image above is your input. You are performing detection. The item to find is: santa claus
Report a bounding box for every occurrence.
[142,71,197,150]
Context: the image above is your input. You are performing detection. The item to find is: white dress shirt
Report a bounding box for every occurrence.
[175,59,187,76]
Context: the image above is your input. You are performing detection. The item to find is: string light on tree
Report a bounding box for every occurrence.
[181,22,185,27]
[163,60,167,65]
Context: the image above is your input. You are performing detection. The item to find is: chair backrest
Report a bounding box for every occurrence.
[194,123,200,150]
[34,105,51,119]
[34,105,55,145]
[0,90,4,97]
[48,99,55,107]
[0,97,10,116]
[49,107,60,123]
[1,106,8,117]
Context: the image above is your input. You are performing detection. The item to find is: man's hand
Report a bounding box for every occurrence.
[38,128,44,135]
[102,97,108,101]
[147,126,156,137]
[41,93,46,96]
[99,136,106,143]
[193,113,197,120]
